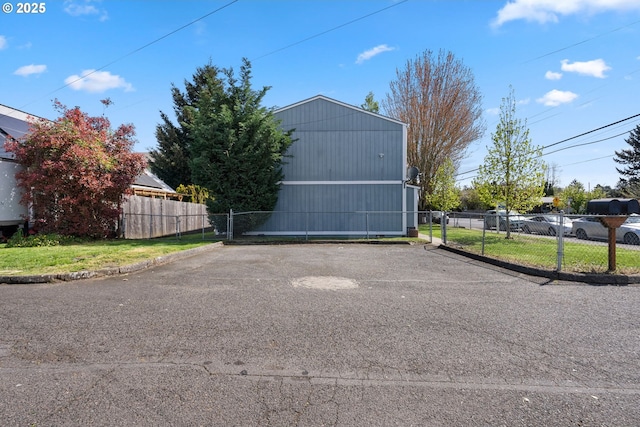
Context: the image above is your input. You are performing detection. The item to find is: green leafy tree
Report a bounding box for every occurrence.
[595,183,623,198]
[614,124,640,197]
[149,63,223,189]
[188,58,294,235]
[559,180,609,214]
[360,91,380,113]
[459,185,487,211]
[559,180,587,213]
[175,184,210,204]
[425,158,460,212]
[587,186,607,203]
[474,87,546,238]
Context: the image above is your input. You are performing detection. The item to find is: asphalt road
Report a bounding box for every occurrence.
[1,244,639,426]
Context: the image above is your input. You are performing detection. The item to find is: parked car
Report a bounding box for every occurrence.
[431,211,449,224]
[484,210,525,231]
[521,214,573,236]
[572,214,640,245]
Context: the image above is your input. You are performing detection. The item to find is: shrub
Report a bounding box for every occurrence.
[5,232,80,248]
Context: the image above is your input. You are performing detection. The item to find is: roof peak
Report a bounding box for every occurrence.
[275,94,406,126]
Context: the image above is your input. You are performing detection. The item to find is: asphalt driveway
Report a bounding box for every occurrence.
[1,243,639,426]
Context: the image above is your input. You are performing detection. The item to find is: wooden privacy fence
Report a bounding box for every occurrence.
[121,195,211,239]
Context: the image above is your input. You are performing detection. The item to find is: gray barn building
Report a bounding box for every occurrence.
[247,95,419,237]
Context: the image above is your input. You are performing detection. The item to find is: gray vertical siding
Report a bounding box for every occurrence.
[275,97,405,182]
[252,96,408,236]
[405,186,419,230]
[250,184,404,235]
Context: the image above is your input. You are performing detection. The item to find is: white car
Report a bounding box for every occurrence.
[484,210,525,231]
[572,214,640,245]
[521,215,573,236]
[431,211,449,224]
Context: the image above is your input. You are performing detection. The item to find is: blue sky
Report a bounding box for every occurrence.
[2,0,640,189]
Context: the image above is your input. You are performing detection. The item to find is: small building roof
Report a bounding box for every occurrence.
[0,104,42,160]
[132,169,175,192]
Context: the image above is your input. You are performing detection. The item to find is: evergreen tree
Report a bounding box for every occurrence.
[149,63,223,189]
[360,91,380,113]
[189,58,294,235]
[614,124,640,197]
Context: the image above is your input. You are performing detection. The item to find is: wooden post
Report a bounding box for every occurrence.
[597,216,627,272]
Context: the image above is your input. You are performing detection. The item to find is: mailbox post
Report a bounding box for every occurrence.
[597,216,628,272]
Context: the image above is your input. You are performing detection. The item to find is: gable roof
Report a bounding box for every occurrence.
[0,105,40,160]
[274,94,407,127]
[132,168,175,192]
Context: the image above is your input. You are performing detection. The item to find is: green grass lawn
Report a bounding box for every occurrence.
[420,224,640,275]
[3,226,637,277]
[0,233,222,277]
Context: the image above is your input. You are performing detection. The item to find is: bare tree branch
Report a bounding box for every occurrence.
[382,49,485,209]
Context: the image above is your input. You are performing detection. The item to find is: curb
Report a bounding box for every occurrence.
[438,244,640,286]
[223,239,424,246]
[0,242,223,285]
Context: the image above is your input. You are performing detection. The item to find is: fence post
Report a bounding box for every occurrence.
[228,209,233,241]
[441,211,447,244]
[556,211,564,272]
[305,212,309,241]
[149,213,153,239]
[482,213,486,256]
[176,215,181,239]
[202,213,205,240]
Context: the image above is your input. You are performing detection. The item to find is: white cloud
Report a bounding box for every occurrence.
[486,107,501,115]
[492,0,640,27]
[64,0,108,21]
[517,98,531,105]
[64,69,133,93]
[536,89,578,106]
[545,70,563,80]
[561,58,611,78]
[356,44,395,64]
[0,36,7,50]
[14,64,47,77]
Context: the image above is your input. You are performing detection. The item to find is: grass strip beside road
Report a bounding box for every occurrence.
[421,225,640,275]
[0,235,222,277]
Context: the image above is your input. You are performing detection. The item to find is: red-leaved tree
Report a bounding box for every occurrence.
[4,101,147,238]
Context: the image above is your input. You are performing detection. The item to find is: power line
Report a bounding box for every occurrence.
[455,113,640,179]
[543,131,629,156]
[522,18,640,64]
[17,0,239,111]
[251,0,409,61]
[563,154,614,167]
[542,113,640,150]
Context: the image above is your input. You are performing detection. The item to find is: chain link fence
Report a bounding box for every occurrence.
[230,210,418,240]
[121,213,228,240]
[432,211,640,275]
[121,207,639,275]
